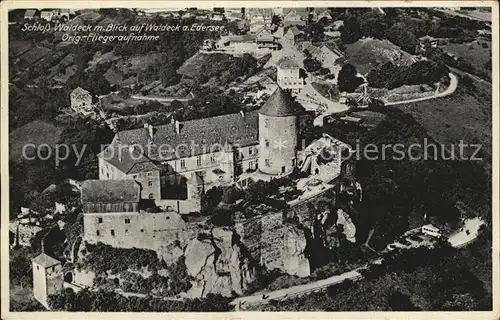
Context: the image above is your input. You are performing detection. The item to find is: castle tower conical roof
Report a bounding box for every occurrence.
[259,87,300,117]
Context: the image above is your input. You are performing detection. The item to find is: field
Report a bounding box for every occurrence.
[397,79,492,174]
[344,38,415,75]
[9,120,63,162]
[17,46,52,69]
[350,110,387,128]
[9,40,34,58]
[443,40,491,78]
[104,52,166,87]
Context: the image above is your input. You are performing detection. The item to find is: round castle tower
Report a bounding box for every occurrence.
[258,87,300,176]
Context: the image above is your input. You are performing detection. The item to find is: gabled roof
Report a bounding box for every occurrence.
[188,172,204,185]
[287,26,303,36]
[259,87,300,117]
[81,180,140,203]
[24,9,36,17]
[283,8,309,16]
[32,253,60,268]
[40,10,54,17]
[255,25,273,37]
[247,8,273,17]
[99,143,159,174]
[71,87,90,97]
[419,35,438,41]
[277,57,299,69]
[101,111,260,167]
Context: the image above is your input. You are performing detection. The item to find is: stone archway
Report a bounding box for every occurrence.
[64,272,73,283]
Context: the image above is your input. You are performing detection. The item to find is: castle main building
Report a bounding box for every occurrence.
[98,88,302,208]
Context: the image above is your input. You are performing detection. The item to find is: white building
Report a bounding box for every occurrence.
[70,87,94,116]
[422,224,441,237]
[277,57,304,93]
[32,253,63,309]
[24,9,37,20]
[40,10,55,21]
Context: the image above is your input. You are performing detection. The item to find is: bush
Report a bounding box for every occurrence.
[338,64,364,93]
[222,186,241,204]
[303,58,322,73]
[211,208,234,226]
[367,60,448,90]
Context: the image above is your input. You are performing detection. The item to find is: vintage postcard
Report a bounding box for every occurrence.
[1,1,498,319]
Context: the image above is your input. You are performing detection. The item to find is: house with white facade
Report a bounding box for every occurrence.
[277,57,304,93]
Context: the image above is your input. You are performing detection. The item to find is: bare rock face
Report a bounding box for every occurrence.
[157,241,185,265]
[281,224,310,277]
[184,228,256,298]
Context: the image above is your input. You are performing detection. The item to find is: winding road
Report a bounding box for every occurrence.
[313,72,458,127]
[231,215,482,310]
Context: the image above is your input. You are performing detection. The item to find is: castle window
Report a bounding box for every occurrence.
[111,229,115,236]
[265,159,270,167]
[133,174,138,179]
[125,229,128,234]
[147,172,152,176]
[265,119,270,128]
[140,229,144,233]
[210,153,216,163]
[149,193,154,199]
[265,139,270,147]
[37,265,39,270]
[180,159,186,169]
[148,181,153,187]
[96,230,100,236]
[124,218,130,224]
[249,147,253,155]
[196,156,201,166]
[98,217,103,223]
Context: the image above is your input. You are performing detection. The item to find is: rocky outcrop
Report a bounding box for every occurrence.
[337,209,356,243]
[156,241,185,265]
[184,227,256,298]
[281,224,310,277]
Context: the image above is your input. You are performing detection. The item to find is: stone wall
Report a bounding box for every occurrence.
[83,211,197,264]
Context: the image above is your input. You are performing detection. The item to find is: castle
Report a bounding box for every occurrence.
[98,87,308,212]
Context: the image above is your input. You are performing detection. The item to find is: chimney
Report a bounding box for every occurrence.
[170,117,175,124]
[175,120,181,134]
[40,239,44,254]
[240,110,245,118]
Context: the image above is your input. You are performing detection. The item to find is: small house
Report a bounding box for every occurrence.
[418,35,439,53]
[24,9,37,20]
[283,8,308,27]
[284,26,304,45]
[40,10,55,21]
[422,224,441,237]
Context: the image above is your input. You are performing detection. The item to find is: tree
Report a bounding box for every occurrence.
[340,17,362,44]
[303,58,322,73]
[211,208,235,226]
[386,23,418,54]
[337,64,363,93]
[388,291,420,311]
[360,14,388,39]
[271,15,282,27]
[305,22,325,42]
